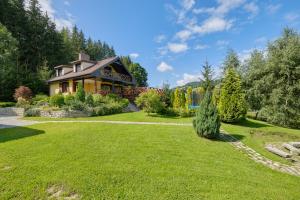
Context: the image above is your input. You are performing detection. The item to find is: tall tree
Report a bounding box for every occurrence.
[201,60,214,91]
[262,28,300,128]
[0,24,19,100]
[244,50,266,118]
[222,49,240,74]
[218,67,247,122]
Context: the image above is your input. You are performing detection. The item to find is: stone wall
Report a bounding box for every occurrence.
[0,107,25,116]
[40,110,89,118]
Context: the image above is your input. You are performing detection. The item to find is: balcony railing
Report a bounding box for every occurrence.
[101,69,132,82]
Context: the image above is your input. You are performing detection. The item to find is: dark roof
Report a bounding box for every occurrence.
[48,57,118,82]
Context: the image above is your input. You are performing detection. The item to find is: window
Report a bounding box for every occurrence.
[101,84,111,91]
[57,69,63,76]
[75,64,81,72]
[61,82,69,93]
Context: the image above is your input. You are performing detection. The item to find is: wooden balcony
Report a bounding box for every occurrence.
[100,69,132,83]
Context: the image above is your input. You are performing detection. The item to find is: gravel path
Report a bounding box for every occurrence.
[1,117,299,176]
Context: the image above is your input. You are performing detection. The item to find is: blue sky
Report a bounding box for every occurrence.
[36,0,300,87]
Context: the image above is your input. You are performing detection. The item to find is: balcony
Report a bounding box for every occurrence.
[100,69,132,83]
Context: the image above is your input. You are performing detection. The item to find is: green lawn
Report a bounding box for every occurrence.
[0,121,299,199]
[25,111,300,164]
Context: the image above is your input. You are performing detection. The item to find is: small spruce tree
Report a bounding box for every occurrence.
[75,82,85,102]
[218,67,247,122]
[193,60,220,139]
[193,91,220,139]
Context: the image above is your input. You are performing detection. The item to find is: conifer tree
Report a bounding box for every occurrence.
[185,86,192,110]
[218,67,247,122]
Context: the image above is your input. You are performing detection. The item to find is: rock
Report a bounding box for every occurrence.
[283,143,300,155]
[290,142,300,148]
[265,145,292,158]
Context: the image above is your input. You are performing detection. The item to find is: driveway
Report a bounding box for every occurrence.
[0,116,39,129]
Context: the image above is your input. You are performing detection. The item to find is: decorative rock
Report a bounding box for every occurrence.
[0,107,24,116]
[265,145,292,158]
[289,142,300,148]
[283,143,300,155]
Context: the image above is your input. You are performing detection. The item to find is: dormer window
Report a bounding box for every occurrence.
[75,63,81,72]
[57,68,63,76]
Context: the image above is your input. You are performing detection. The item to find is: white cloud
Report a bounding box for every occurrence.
[64,1,70,6]
[24,0,74,30]
[255,36,267,44]
[167,43,189,53]
[175,30,192,41]
[266,4,281,15]
[154,34,167,43]
[216,40,230,49]
[157,62,173,72]
[177,73,200,86]
[129,53,139,59]
[285,12,299,22]
[194,44,209,50]
[193,0,245,16]
[238,48,255,63]
[244,2,259,18]
[188,17,233,35]
[181,0,195,10]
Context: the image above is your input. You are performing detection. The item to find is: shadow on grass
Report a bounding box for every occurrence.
[225,119,271,128]
[0,126,44,143]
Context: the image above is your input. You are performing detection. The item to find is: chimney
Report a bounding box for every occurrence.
[78,52,90,61]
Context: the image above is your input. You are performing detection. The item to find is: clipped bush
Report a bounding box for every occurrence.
[49,94,65,107]
[16,97,30,108]
[0,102,15,107]
[135,89,166,114]
[24,108,41,117]
[193,91,220,139]
[64,94,75,105]
[14,86,32,101]
[75,82,85,102]
[85,93,94,106]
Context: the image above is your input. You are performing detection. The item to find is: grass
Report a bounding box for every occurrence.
[25,111,300,164]
[222,119,300,164]
[0,122,299,199]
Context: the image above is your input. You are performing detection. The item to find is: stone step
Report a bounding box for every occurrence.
[289,142,300,148]
[265,145,292,158]
[283,143,300,155]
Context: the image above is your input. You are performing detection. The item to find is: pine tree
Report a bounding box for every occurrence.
[218,67,247,122]
[173,88,181,109]
[193,91,220,139]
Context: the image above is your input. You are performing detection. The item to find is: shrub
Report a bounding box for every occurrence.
[24,108,41,117]
[193,91,220,139]
[218,67,247,123]
[16,97,31,109]
[85,93,94,106]
[32,94,49,105]
[75,82,85,102]
[135,89,166,114]
[93,94,105,105]
[0,102,15,107]
[176,107,195,117]
[64,94,75,105]
[68,99,86,111]
[14,86,32,101]
[49,94,65,107]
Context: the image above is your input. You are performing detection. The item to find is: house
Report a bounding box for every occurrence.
[48,53,136,96]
